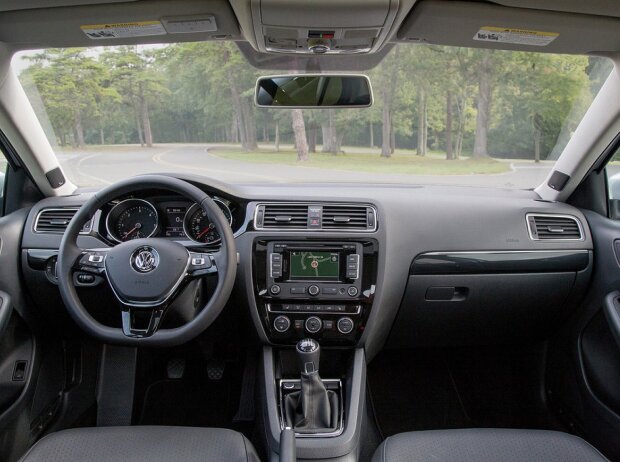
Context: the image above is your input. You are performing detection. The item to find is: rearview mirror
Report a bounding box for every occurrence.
[255,74,372,108]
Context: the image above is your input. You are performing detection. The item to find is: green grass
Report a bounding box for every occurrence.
[210,147,510,176]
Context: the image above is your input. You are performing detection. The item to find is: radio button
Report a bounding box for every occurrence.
[323,320,334,330]
[270,285,281,295]
[321,287,338,295]
[308,285,320,296]
[305,316,322,333]
[290,286,307,295]
[274,316,291,332]
[347,286,359,297]
[337,317,354,334]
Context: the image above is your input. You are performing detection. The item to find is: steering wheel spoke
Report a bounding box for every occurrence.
[187,251,218,277]
[121,305,166,338]
[74,248,110,275]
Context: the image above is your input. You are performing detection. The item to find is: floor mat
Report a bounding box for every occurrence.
[367,350,472,437]
[139,379,233,427]
[368,345,557,438]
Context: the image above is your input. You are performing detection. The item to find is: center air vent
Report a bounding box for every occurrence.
[34,208,91,234]
[254,203,377,232]
[260,204,309,229]
[526,214,583,241]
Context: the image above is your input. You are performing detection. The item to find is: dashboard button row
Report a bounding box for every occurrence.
[280,304,348,312]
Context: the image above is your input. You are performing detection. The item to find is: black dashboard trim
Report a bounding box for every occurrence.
[411,249,590,275]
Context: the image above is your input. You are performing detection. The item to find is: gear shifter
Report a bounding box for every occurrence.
[283,339,339,433]
[296,338,321,374]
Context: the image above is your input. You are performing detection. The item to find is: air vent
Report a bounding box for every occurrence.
[322,205,374,230]
[259,204,309,229]
[254,203,377,232]
[527,214,583,241]
[34,208,91,234]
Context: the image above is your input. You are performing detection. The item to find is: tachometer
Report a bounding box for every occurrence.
[106,199,159,242]
[183,199,233,244]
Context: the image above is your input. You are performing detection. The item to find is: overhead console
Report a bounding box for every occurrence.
[230,0,415,54]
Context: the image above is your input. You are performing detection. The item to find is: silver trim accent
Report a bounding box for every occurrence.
[105,198,159,243]
[273,315,291,333]
[34,207,91,234]
[182,198,233,245]
[266,303,362,315]
[253,202,378,233]
[337,317,355,334]
[422,250,589,256]
[278,379,344,438]
[526,213,585,241]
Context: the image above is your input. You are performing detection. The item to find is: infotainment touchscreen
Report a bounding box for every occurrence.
[289,251,340,280]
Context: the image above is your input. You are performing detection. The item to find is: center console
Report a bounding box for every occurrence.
[253,240,378,345]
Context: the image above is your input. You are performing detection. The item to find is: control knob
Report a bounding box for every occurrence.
[308,285,320,296]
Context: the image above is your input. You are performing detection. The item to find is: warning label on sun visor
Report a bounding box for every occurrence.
[81,21,167,40]
[473,27,559,47]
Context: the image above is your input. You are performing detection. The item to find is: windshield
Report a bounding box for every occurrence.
[13,43,612,188]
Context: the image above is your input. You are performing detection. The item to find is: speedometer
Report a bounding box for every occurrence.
[106,199,159,242]
[183,199,233,244]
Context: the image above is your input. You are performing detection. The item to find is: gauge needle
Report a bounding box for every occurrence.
[196,227,211,239]
[123,223,142,239]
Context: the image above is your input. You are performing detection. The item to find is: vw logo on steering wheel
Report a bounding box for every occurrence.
[131,246,160,273]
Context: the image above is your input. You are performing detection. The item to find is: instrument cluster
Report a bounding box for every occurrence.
[102,196,236,245]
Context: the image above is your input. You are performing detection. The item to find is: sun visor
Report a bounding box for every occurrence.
[0,0,241,49]
[397,0,620,54]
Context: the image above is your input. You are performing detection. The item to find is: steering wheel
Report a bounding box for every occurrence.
[57,175,237,347]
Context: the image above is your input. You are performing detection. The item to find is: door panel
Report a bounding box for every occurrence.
[545,210,620,461]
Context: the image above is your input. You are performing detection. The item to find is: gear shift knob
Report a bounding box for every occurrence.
[296,338,320,375]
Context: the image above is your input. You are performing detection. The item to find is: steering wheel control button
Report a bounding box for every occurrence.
[273,315,291,333]
[305,316,322,334]
[191,256,205,266]
[130,246,160,273]
[337,317,354,334]
[270,285,281,295]
[347,286,359,297]
[75,273,97,286]
[78,251,106,273]
[308,285,320,296]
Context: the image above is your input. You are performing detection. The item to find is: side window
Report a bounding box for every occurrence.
[606,147,620,219]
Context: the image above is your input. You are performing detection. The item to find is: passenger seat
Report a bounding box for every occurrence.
[371,428,608,461]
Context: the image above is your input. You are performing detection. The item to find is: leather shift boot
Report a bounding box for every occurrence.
[283,372,339,433]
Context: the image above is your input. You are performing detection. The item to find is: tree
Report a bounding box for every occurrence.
[291,110,309,161]
[472,49,494,158]
[102,46,169,147]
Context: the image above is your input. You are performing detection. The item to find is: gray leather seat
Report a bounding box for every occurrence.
[19,426,260,462]
[372,428,608,462]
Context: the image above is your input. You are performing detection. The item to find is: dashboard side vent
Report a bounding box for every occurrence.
[258,204,309,229]
[322,205,375,230]
[254,203,377,232]
[34,208,91,234]
[527,214,583,240]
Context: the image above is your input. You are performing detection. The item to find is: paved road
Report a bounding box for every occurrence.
[56,143,565,189]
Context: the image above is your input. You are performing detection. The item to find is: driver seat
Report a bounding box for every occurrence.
[18,426,260,462]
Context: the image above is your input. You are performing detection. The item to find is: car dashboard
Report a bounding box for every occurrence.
[19,175,594,357]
